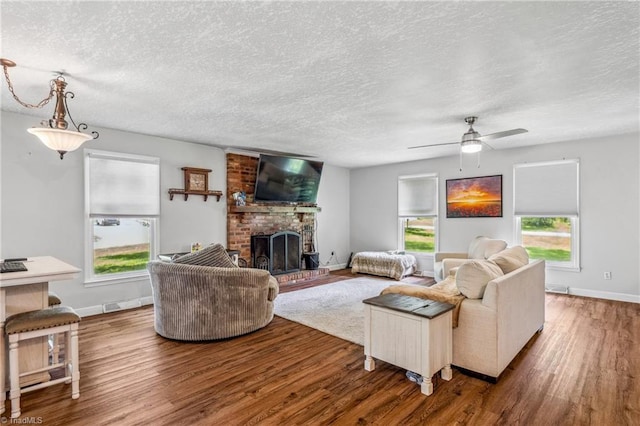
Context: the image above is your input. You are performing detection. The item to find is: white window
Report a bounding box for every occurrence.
[84,150,160,284]
[513,160,580,271]
[398,174,438,254]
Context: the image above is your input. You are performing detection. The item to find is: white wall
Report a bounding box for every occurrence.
[316,164,350,268]
[350,133,640,302]
[0,111,351,312]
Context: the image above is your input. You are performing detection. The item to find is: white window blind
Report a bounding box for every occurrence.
[87,150,160,216]
[398,175,438,217]
[514,160,579,216]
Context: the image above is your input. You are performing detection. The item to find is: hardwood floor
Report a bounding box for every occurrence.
[8,271,639,425]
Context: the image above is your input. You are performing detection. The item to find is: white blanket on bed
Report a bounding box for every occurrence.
[351,251,417,280]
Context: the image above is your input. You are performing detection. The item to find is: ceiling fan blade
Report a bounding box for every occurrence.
[482,141,495,150]
[408,141,459,150]
[477,128,528,141]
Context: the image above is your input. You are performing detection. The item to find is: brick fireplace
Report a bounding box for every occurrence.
[226,153,318,269]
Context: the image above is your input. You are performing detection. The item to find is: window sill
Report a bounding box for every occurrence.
[84,272,150,288]
[545,264,581,273]
[406,252,434,257]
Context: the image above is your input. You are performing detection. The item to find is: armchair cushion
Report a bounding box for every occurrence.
[456,259,504,299]
[174,243,237,268]
[434,237,507,282]
[488,246,529,274]
[468,236,508,259]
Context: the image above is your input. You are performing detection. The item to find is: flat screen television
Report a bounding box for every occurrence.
[254,154,324,203]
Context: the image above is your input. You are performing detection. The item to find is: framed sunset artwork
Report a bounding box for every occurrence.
[446,175,503,218]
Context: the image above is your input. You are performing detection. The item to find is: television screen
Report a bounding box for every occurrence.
[254,154,324,203]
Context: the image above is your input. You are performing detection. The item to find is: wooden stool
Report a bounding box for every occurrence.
[5,306,81,419]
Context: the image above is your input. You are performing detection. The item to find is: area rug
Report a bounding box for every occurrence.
[274,276,404,345]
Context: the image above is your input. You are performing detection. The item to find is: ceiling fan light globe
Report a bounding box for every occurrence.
[461,140,482,153]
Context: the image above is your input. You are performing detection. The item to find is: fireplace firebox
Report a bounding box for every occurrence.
[251,231,301,275]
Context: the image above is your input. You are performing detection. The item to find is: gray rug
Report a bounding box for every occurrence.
[274,276,403,345]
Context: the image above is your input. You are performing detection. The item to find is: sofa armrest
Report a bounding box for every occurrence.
[434,252,468,262]
[442,258,471,277]
[267,275,279,301]
[482,259,546,373]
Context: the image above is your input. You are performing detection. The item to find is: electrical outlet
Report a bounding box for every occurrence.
[604,271,612,280]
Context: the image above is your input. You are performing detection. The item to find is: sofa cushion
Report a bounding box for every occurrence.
[467,236,507,259]
[488,245,530,274]
[456,259,504,299]
[173,243,238,268]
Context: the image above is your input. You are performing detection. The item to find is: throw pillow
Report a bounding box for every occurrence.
[173,243,238,268]
[456,259,504,299]
[482,239,508,258]
[467,236,490,259]
[467,237,507,259]
[488,246,529,274]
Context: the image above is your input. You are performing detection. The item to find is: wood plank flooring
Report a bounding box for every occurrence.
[7,271,639,425]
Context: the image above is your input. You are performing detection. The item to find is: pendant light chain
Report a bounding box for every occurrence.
[2,63,56,109]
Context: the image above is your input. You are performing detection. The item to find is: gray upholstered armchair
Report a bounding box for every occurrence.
[147,261,279,341]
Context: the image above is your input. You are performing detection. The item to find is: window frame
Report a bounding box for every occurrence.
[514,215,580,271]
[397,173,439,255]
[84,149,160,285]
[513,159,580,271]
[398,216,438,255]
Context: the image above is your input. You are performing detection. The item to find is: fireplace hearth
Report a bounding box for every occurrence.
[251,231,301,275]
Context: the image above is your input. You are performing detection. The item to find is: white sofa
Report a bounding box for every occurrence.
[452,251,545,380]
[382,245,546,381]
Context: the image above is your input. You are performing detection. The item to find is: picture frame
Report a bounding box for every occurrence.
[446,174,502,218]
[182,167,211,192]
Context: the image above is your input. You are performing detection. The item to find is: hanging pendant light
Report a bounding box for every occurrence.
[1,58,98,159]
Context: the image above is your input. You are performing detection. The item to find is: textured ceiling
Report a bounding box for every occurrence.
[1,1,638,168]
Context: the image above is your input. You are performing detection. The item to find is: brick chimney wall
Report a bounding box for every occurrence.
[226,153,316,266]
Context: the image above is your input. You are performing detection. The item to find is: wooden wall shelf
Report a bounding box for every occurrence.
[168,189,223,202]
[229,205,321,214]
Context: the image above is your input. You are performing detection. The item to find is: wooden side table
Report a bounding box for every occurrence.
[363,293,454,396]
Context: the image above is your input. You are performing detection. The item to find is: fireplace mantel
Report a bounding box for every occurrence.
[229,205,321,214]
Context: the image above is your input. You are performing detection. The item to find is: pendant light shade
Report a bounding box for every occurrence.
[27,128,94,159]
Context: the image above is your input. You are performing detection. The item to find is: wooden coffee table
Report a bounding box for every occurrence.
[363,293,454,396]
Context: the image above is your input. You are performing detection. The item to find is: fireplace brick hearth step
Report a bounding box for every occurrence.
[275,268,330,286]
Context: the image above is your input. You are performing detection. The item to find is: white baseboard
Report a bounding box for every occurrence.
[567,287,639,304]
[327,263,347,271]
[76,296,154,317]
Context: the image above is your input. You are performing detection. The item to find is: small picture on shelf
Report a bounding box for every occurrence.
[232,191,246,206]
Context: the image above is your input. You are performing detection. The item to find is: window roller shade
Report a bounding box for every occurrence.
[514,160,579,216]
[398,175,437,217]
[88,153,160,216]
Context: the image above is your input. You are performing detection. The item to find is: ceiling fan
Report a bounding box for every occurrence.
[409,116,528,153]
